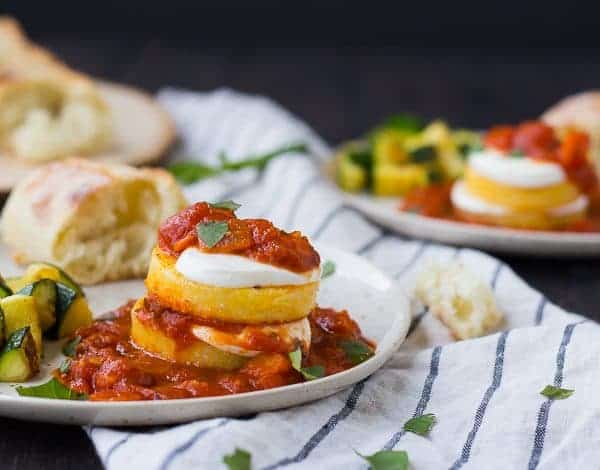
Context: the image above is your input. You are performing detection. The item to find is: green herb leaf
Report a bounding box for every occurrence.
[356,450,409,470]
[59,359,71,374]
[409,145,437,163]
[382,114,424,133]
[289,348,325,381]
[16,378,87,400]
[62,335,81,357]
[340,340,374,365]
[168,162,221,184]
[403,413,437,436]
[540,385,574,400]
[210,200,241,211]
[169,143,309,185]
[223,448,251,470]
[321,260,336,279]
[197,221,229,248]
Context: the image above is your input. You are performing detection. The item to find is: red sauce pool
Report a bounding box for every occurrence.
[157,202,320,274]
[58,302,374,401]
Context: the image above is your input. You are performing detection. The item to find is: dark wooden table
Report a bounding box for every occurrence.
[3,35,600,469]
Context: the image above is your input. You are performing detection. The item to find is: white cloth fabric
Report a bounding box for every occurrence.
[87,88,598,470]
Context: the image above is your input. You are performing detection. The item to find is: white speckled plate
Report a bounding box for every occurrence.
[323,163,600,257]
[0,243,410,426]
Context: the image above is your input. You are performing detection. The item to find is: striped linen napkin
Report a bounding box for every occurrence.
[88,88,599,470]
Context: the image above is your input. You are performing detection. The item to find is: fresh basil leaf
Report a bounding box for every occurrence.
[168,162,221,184]
[197,221,229,248]
[540,385,574,400]
[321,260,336,279]
[16,378,87,400]
[288,348,325,381]
[223,448,251,470]
[59,358,71,374]
[340,340,374,365]
[62,335,82,357]
[210,200,242,211]
[403,413,437,436]
[409,145,437,163]
[356,450,409,470]
[382,114,424,133]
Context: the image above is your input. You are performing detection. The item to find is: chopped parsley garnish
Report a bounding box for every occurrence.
[321,260,336,279]
[197,221,229,248]
[223,448,251,470]
[356,450,409,470]
[62,335,82,357]
[540,385,574,400]
[403,413,437,436]
[210,200,241,211]
[340,340,374,365]
[16,378,87,400]
[289,348,325,380]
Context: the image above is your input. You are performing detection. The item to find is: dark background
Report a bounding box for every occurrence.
[1,3,600,469]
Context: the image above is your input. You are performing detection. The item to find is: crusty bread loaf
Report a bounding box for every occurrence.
[0,158,186,284]
[0,17,112,162]
[542,91,600,170]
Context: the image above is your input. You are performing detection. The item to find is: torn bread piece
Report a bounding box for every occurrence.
[415,261,503,340]
[0,17,112,161]
[0,158,186,284]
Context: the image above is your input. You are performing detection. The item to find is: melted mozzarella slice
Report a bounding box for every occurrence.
[176,248,320,288]
[469,150,566,188]
[452,181,588,216]
[192,317,311,357]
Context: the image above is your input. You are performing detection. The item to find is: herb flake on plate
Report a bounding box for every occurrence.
[16,378,87,400]
[289,348,325,381]
[403,413,437,436]
[62,335,82,357]
[223,448,252,470]
[321,260,336,279]
[540,385,574,400]
[340,340,374,365]
[356,450,409,470]
[59,359,71,374]
[197,221,229,248]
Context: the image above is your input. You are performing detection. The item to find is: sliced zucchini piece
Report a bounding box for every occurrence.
[24,263,84,297]
[0,294,43,358]
[45,284,92,339]
[0,326,39,382]
[0,276,12,299]
[373,129,410,165]
[56,297,93,339]
[4,277,29,293]
[373,164,429,196]
[17,279,57,332]
[337,153,367,193]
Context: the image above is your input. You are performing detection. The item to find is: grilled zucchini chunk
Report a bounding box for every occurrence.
[44,283,92,340]
[0,294,43,358]
[0,326,39,382]
[17,279,57,331]
[0,276,12,298]
[22,263,84,297]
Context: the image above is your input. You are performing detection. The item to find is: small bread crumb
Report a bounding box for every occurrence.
[415,261,503,340]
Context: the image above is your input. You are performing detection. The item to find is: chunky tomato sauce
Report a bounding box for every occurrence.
[485,121,598,192]
[158,202,320,273]
[58,302,374,401]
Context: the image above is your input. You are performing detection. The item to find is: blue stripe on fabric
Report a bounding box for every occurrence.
[311,204,346,239]
[534,296,547,326]
[159,419,230,470]
[283,173,322,228]
[383,345,442,450]
[450,331,510,469]
[356,233,386,255]
[103,434,132,466]
[490,262,503,289]
[527,322,581,470]
[394,242,429,279]
[262,380,367,470]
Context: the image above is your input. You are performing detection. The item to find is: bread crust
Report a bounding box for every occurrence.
[0,158,186,284]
